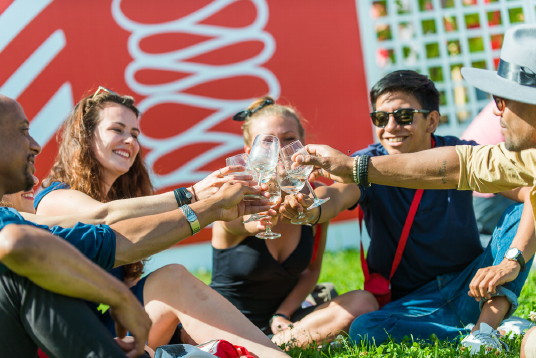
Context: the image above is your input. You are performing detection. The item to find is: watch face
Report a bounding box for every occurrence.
[506,248,519,259]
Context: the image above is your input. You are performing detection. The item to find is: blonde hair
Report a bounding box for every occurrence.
[240,96,306,145]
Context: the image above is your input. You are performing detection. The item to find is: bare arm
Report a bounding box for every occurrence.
[111,183,271,266]
[468,187,536,299]
[299,144,461,189]
[0,224,151,355]
[368,146,461,189]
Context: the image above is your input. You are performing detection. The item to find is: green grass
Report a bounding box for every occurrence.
[193,249,536,357]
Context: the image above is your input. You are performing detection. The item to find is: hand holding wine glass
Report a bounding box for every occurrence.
[280,140,330,210]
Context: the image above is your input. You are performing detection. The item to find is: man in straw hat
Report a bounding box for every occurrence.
[288,24,536,356]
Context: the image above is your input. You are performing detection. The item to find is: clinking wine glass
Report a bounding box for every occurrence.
[248,134,280,186]
[255,171,282,239]
[278,160,311,225]
[225,153,262,201]
[280,140,330,210]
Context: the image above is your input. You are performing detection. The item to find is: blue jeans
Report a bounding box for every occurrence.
[349,203,532,344]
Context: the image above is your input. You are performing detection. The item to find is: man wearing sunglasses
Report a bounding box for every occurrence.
[282,68,532,354]
[287,24,536,357]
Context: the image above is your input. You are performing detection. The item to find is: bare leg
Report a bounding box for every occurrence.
[272,290,378,347]
[472,296,510,332]
[143,264,288,357]
[521,326,536,358]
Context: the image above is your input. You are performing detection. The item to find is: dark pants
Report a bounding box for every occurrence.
[0,271,128,358]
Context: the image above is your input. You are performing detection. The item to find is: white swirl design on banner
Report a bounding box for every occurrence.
[112,0,279,189]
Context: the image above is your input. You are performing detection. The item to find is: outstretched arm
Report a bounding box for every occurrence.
[0,224,151,355]
[35,165,254,226]
[298,144,461,189]
[111,183,272,266]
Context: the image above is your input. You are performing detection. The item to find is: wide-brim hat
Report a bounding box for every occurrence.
[461,24,536,105]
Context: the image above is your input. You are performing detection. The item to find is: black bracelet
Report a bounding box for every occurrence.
[270,313,290,325]
[173,187,193,207]
[173,188,183,207]
[311,205,322,226]
[358,154,371,187]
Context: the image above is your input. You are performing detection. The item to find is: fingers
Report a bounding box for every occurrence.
[280,194,306,219]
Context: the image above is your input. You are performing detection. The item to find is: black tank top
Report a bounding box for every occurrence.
[210,225,314,330]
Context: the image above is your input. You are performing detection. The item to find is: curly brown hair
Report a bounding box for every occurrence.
[241,96,307,146]
[44,89,154,279]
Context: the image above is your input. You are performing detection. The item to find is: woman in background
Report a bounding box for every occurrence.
[210,96,378,347]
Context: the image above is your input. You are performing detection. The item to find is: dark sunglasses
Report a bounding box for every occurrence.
[233,98,274,121]
[493,95,505,112]
[369,108,431,128]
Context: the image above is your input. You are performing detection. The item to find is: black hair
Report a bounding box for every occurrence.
[370,70,440,112]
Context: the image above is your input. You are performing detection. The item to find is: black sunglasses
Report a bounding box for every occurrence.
[369,108,431,128]
[233,98,274,121]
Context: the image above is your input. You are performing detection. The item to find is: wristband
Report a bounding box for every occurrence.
[352,156,359,184]
[311,205,322,226]
[358,154,371,187]
[179,204,201,235]
[270,313,290,326]
[173,187,193,207]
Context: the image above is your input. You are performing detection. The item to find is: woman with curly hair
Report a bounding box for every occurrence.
[34,87,289,356]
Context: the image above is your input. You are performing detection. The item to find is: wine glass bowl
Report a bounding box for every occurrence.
[280,140,330,211]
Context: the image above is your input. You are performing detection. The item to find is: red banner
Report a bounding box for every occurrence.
[0,0,371,244]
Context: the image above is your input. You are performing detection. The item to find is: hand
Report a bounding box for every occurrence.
[191,166,254,201]
[211,182,274,222]
[109,294,152,357]
[279,193,316,223]
[468,259,521,301]
[293,144,355,183]
[270,315,294,334]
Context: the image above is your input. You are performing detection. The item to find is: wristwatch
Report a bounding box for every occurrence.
[179,204,200,235]
[173,187,193,207]
[504,247,526,271]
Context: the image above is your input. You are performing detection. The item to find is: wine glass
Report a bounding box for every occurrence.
[225,153,262,200]
[278,160,311,225]
[255,171,282,239]
[280,140,330,210]
[248,134,280,186]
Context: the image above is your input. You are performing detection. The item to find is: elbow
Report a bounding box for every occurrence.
[0,225,36,264]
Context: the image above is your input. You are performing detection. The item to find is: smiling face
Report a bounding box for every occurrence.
[0,96,41,196]
[244,114,304,152]
[0,175,38,213]
[91,103,140,186]
[374,91,439,155]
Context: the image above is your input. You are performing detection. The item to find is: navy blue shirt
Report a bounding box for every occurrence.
[0,207,116,274]
[356,135,482,299]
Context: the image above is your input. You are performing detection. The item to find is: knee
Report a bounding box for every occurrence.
[349,311,390,344]
[521,326,536,358]
[148,264,199,287]
[339,290,379,316]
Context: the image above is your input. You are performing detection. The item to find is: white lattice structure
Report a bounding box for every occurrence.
[356,0,536,136]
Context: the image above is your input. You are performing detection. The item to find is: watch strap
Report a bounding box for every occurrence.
[173,187,192,207]
[179,204,201,235]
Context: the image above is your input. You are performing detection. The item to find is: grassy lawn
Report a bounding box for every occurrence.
[194,249,536,357]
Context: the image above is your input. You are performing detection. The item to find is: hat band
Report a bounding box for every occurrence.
[497,59,536,88]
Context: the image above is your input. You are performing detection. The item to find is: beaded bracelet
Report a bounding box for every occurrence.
[352,156,359,184]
